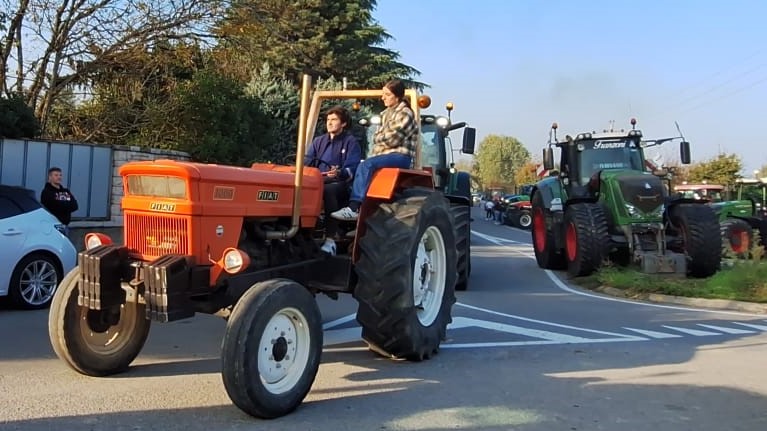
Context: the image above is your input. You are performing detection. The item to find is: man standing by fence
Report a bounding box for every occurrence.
[40,167,78,237]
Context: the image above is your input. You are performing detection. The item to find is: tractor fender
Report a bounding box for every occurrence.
[365,168,434,200]
[453,171,472,204]
[531,177,565,212]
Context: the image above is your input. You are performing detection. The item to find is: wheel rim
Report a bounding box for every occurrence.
[412,226,447,327]
[731,229,750,254]
[78,301,139,355]
[257,307,311,395]
[19,259,58,306]
[533,208,546,251]
[566,222,578,261]
[519,214,532,227]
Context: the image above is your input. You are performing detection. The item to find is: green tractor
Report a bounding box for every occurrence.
[360,100,475,289]
[531,120,721,278]
[717,177,767,257]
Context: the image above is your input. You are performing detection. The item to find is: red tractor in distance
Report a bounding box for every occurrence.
[48,75,476,419]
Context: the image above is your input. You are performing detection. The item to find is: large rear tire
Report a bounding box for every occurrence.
[48,267,151,376]
[563,203,609,277]
[355,191,458,361]
[531,192,566,269]
[669,204,721,277]
[451,203,471,291]
[221,279,322,419]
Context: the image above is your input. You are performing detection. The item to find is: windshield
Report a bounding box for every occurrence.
[577,139,643,183]
[678,189,723,201]
[364,122,443,168]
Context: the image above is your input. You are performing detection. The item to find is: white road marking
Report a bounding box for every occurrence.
[471,229,767,318]
[322,313,356,330]
[661,325,720,336]
[622,327,683,339]
[732,322,767,331]
[456,302,643,339]
[696,324,755,334]
[448,316,592,343]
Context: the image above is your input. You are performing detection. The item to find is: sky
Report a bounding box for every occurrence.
[374,0,767,174]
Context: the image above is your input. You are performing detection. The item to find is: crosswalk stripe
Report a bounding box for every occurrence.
[696,324,755,334]
[732,322,767,331]
[622,327,683,339]
[661,325,720,336]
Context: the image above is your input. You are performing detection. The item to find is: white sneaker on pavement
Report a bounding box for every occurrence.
[331,206,359,221]
[321,239,336,256]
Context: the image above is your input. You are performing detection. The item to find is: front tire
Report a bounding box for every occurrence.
[669,204,721,277]
[355,191,458,361]
[531,192,566,269]
[221,279,322,419]
[517,209,532,229]
[563,203,609,277]
[451,203,471,291]
[48,267,151,376]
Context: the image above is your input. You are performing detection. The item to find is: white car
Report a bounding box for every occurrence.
[0,185,77,309]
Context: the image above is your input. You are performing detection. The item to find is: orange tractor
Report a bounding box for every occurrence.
[48,75,476,419]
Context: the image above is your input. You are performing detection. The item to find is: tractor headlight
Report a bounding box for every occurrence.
[370,115,382,125]
[436,116,449,127]
[625,203,640,217]
[220,248,251,274]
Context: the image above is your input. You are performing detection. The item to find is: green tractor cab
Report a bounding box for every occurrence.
[531,120,721,278]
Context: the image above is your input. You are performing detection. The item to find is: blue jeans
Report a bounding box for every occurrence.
[350,153,412,205]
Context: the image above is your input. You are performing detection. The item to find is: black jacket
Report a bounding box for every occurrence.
[40,183,79,224]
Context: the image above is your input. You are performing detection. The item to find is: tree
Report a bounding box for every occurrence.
[686,153,743,187]
[213,0,423,89]
[0,93,40,138]
[0,0,221,133]
[514,160,540,190]
[474,135,530,191]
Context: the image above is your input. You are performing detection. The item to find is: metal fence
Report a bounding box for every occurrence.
[0,138,113,220]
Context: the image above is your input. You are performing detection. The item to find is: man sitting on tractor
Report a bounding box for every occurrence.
[304,105,362,255]
[331,79,419,221]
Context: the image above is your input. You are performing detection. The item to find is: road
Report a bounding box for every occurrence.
[1,205,766,430]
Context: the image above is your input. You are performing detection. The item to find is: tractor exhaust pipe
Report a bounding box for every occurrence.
[265,74,312,240]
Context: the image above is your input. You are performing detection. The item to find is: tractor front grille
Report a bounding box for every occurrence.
[125,213,191,260]
[618,175,665,213]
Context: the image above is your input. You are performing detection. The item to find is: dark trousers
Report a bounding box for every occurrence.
[323,180,350,238]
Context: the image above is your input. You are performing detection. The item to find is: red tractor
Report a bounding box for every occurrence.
[48,75,476,419]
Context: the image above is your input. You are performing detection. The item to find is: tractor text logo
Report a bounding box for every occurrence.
[257,190,279,201]
[149,202,176,212]
[213,186,235,200]
[593,141,626,149]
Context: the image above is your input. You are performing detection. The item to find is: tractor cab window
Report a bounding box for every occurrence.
[577,139,643,183]
[419,124,442,170]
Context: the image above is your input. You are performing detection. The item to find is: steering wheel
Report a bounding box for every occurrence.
[282,153,334,170]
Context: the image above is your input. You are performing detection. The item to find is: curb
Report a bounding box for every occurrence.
[593,286,767,314]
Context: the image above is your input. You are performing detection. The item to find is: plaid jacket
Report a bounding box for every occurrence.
[372,101,418,161]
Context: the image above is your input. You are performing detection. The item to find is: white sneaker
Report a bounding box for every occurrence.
[321,239,336,256]
[331,207,359,221]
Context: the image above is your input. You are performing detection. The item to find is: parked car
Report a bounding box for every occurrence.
[471,193,482,206]
[0,185,77,309]
[504,200,533,229]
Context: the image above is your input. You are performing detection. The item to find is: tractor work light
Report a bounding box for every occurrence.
[85,233,113,250]
[221,248,251,274]
[370,115,382,125]
[436,116,450,127]
[575,133,592,140]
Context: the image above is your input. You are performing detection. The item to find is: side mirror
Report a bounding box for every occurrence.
[680,141,691,164]
[543,147,554,171]
[461,127,476,154]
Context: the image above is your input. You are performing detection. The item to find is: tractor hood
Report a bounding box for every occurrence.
[600,170,666,221]
[710,199,754,218]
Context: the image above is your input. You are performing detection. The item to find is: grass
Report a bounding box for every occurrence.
[574,233,767,304]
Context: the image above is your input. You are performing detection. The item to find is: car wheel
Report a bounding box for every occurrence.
[8,253,63,309]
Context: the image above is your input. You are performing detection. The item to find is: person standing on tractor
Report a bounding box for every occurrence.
[304,105,362,255]
[331,79,418,221]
